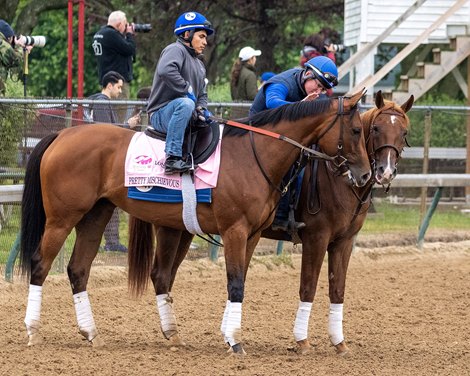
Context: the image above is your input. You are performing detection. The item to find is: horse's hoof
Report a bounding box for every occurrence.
[91,335,105,348]
[335,341,350,356]
[296,339,312,355]
[229,343,246,356]
[168,334,186,347]
[27,333,42,346]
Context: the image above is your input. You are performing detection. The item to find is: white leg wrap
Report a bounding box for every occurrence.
[24,284,43,336]
[73,291,98,341]
[293,301,313,342]
[220,300,230,343]
[225,302,242,347]
[328,303,344,346]
[156,294,178,335]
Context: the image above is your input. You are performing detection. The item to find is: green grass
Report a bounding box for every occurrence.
[362,201,470,233]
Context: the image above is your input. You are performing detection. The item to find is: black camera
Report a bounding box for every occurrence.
[323,38,346,53]
[133,23,152,33]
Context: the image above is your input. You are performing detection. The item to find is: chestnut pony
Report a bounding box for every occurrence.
[146,91,413,354]
[20,90,371,353]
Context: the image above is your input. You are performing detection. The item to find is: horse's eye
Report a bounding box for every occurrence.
[352,127,361,135]
[372,125,379,132]
[403,130,408,137]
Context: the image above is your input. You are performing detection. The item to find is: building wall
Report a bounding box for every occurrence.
[344,0,470,46]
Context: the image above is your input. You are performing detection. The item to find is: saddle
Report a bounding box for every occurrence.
[144,120,220,166]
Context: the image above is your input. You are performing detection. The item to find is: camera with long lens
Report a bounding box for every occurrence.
[22,35,47,48]
[323,38,346,53]
[133,23,152,33]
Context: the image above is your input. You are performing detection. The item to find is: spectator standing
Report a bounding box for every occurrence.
[230,46,261,101]
[250,56,338,231]
[85,70,140,253]
[0,19,33,95]
[92,10,136,123]
[230,46,261,118]
[147,11,214,175]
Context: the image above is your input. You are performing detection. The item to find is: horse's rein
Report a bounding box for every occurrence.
[211,117,335,162]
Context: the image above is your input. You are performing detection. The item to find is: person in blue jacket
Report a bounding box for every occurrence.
[250,56,339,231]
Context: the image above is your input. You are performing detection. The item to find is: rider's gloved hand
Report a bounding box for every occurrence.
[196,106,212,123]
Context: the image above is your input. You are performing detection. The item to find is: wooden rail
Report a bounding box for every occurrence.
[3,175,470,281]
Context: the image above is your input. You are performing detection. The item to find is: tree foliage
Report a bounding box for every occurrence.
[5,0,344,97]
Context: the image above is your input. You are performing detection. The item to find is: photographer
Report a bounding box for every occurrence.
[92,10,136,122]
[0,19,33,95]
[299,28,344,96]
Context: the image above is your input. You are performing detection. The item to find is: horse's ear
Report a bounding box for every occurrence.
[375,90,384,109]
[401,94,414,113]
[351,88,366,106]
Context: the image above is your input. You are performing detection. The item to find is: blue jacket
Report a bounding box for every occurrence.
[249,68,306,115]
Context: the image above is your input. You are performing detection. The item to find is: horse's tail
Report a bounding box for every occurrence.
[20,133,59,277]
[128,215,154,297]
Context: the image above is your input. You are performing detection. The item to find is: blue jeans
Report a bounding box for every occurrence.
[150,97,195,157]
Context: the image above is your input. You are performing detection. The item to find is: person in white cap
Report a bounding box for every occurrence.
[230,46,261,105]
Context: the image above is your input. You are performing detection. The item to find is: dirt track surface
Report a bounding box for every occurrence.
[1,239,469,376]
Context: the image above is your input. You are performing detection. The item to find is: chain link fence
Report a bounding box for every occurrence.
[1,98,469,279]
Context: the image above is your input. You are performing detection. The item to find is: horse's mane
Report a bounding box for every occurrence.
[223,98,332,137]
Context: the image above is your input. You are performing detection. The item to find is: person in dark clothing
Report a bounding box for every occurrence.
[250,56,339,232]
[0,19,33,95]
[85,71,139,252]
[92,10,136,123]
[147,11,214,175]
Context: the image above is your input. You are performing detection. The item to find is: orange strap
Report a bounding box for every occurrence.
[225,120,282,140]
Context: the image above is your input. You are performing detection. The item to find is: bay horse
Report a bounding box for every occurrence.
[146,91,413,355]
[20,90,371,353]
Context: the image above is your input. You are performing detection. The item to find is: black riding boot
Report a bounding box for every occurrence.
[165,155,191,174]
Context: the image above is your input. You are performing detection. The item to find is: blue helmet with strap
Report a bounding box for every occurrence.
[304,56,338,89]
[174,12,214,37]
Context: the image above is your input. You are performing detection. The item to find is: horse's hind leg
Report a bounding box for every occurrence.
[327,238,355,356]
[25,223,76,345]
[152,226,188,347]
[67,200,115,347]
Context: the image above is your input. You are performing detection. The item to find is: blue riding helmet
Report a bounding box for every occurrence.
[304,56,338,89]
[174,12,214,36]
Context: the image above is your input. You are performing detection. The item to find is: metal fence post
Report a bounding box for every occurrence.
[419,109,432,229]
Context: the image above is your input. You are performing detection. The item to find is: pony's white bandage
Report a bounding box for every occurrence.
[225,302,242,347]
[24,284,43,336]
[328,303,344,346]
[73,291,97,341]
[157,294,178,334]
[220,300,230,342]
[293,301,312,342]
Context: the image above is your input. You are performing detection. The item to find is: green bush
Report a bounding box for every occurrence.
[407,94,467,147]
[0,81,28,168]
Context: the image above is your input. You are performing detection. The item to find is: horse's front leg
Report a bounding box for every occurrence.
[152,226,187,347]
[293,233,328,354]
[327,237,355,356]
[219,230,249,355]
